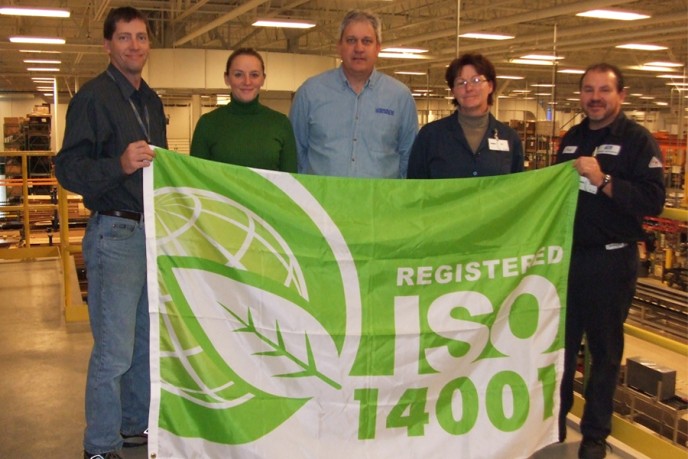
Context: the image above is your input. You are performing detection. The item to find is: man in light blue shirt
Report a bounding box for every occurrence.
[289,9,418,178]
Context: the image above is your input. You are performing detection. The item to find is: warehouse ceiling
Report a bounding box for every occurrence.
[0,0,686,114]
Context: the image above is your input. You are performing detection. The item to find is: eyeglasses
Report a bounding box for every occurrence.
[454,76,487,88]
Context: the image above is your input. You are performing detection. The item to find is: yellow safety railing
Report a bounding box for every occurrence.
[573,327,687,459]
[0,150,88,321]
[56,183,89,322]
[0,150,57,247]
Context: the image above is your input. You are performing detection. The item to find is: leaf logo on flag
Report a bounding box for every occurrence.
[152,179,360,444]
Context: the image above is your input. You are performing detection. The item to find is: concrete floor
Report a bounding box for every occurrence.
[0,257,647,459]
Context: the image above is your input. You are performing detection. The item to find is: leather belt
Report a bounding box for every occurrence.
[99,210,143,222]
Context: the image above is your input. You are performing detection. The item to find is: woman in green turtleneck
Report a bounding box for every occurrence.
[407,53,523,179]
[190,48,297,172]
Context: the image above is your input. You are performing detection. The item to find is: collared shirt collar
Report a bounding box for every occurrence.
[336,65,380,91]
[105,63,153,101]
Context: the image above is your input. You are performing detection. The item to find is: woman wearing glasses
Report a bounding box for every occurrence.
[407,53,523,178]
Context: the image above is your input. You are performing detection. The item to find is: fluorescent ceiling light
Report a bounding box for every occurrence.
[509,59,553,66]
[413,89,432,93]
[630,93,643,97]
[667,83,688,87]
[460,33,514,40]
[639,96,655,100]
[32,78,55,82]
[20,49,61,54]
[0,7,70,18]
[511,89,532,93]
[24,59,61,64]
[657,74,687,79]
[520,54,564,60]
[394,71,427,75]
[497,75,524,80]
[654,102,668,106]
[382,47,428,53]
[379,52,428,59]
[36,86,54,91]
[43,93,53,96]
[616,43,667,51]
[644,61,683,67]
[252,19,315,29]
[531,83,554,87]
[566,98,579,101]
[576,9,650,21]
[27,67,60,71]
[629,65,677,72]
[558,69,585,74]
[534,93,552,96]
[10,36,66,44]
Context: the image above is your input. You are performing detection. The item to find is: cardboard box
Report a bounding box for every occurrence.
[536,120,560,136]
[33,105,50,115]
[626,356,676,400]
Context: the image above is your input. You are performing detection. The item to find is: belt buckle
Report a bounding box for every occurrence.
[605,242,628,251]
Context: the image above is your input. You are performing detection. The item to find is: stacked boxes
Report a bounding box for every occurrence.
[3,117,25,151]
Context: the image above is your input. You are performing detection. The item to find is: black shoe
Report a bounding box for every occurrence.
[122,428,148,448]
[578,437,611,459]
[83,451,124,459]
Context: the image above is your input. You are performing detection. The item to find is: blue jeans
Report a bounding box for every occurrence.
[82,213,150,453]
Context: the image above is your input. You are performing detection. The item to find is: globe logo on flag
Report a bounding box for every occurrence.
[151,179,359,444]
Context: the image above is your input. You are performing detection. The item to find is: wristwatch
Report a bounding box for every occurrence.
[598,174,611,191]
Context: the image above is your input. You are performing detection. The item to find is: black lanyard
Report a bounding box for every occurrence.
[107,70,151,142]
[128,97,151,143]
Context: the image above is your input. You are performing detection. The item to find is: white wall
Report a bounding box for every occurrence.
[146,49,336,92]
[0,96,39,125]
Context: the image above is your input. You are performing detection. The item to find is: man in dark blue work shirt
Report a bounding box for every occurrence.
[556,63,665,459]
[55,6,167,459]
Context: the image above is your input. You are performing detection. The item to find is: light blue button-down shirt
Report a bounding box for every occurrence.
[289,67,418,178]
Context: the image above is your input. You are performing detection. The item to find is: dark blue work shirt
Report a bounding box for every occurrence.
[55,63,167,213]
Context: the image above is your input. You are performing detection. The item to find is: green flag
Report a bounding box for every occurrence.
[144,149,579,458]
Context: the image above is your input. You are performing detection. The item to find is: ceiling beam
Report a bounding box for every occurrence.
[381,0,637,49]
[173,0,269,47]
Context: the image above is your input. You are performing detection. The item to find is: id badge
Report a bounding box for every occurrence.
[579,176,598,194]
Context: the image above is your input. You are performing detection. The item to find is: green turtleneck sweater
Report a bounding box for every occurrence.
[190,96,297,172]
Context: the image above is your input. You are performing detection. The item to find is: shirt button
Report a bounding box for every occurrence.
[473,171,478,176]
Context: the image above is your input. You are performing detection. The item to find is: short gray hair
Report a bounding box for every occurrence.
[339,9,382,44]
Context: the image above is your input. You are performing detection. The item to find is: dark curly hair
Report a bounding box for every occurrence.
[445,53,497,106]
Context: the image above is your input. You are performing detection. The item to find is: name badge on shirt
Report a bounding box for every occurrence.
[488,138,510,151]
[596,144,621,156]
[579,176,598,194]
[562,146,577,155]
